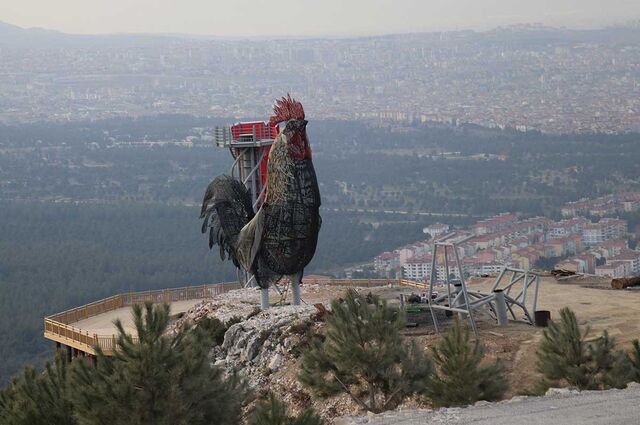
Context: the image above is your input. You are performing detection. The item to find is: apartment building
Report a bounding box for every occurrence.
[582,218,627,246]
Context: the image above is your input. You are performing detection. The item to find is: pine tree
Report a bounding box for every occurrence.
[629,339,640,382]
[589,331,631,389]
[537,307,591,388]
[536,307,631,390]
[249,393,325,425]
[425,320,507,407]
[298,289,433,413]
[70,302,247,425]
[197,315,242,345]
[0,354,75,425]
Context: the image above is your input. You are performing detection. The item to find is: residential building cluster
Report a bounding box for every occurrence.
[373,203,638,281]
[561,192,640,217]
[557,239,640,278]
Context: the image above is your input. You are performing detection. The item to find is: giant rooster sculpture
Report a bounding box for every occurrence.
[200,95,321,307]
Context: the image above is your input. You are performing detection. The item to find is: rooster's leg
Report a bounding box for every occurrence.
[289,270,303,306]
[260,287,270,310]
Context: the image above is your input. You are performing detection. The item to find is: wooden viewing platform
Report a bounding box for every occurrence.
[43,279,422,358]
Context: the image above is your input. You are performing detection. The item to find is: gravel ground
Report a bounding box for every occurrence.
[338,384,640,424]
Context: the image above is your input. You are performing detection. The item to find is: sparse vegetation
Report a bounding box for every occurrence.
[197,315,243,345]
[71,302,247,425]
[298,289,433,413]
[629,340,640,383]
[249,393,325,425]
[425,320,508,407]
[536,307,631,390]
[0,354,75,425]
[0,303,248,425]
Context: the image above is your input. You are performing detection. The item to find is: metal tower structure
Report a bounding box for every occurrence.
[427,241,479,336]
[427,241,542,336]
[214,121,278,309]
[215,122,277,211]
[481,267,541,325]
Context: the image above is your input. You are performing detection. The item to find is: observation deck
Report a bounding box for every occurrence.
[43,283,242,358]
[43,279,418,359]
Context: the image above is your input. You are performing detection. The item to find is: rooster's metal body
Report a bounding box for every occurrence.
[200,96,321,302]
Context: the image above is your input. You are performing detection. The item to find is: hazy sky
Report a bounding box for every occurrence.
[2,0,640,37]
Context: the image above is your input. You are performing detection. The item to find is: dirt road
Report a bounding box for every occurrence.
[340,384,640,424]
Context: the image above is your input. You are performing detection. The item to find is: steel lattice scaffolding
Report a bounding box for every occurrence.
[428,241,479,336]
[481,267,541,325]
[427,242,542,337]
[215,122,277,308]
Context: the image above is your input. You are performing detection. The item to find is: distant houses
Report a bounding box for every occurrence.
[422,223,450,238]
[371,193,640,282]
[561,192,640,218]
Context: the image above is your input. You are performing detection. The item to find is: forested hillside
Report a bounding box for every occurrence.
[0,202,433,383]
[2,117,640,216]
[0,203,231,383]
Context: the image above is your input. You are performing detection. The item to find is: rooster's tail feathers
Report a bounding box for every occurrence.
[200,175,254,268]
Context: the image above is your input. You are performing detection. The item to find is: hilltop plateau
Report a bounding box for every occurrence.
[171,277,640,421]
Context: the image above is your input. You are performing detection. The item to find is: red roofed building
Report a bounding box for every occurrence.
[374,251,400,273]
[423,223,450,238]
[556,252,597,274]
[607,249,640,275]
[596,261,629,278]
[582,218,627,246]
[472,213,517,236]
[596,239,628,258]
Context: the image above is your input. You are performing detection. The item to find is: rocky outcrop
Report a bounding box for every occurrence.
[170,285,385,419]
[172,288,263,328]
[213,304,318,387]
[173,287,322,389]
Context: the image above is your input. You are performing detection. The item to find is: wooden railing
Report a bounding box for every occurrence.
[398,279,429,289]
[44,320,98,351]
[322,278,397,287]
[43,279,423,356]
[44,282,242,355]
[317,278,427,289]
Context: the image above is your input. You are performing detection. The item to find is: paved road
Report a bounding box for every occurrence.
[341,385,640,424]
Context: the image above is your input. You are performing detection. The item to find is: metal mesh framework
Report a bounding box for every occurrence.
[200,175,255,269]
[202,96,320,297]
[426,242,542,337]
[428,241,479,336]
[201,137,321,290]
[259,158,321,278]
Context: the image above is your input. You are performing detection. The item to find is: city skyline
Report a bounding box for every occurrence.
[2,27,639,133]
[1,0,640,38]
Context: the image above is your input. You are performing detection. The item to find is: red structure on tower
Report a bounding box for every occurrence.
[214,121,279,212]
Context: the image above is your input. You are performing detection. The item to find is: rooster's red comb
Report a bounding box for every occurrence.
[269,94,305,125]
